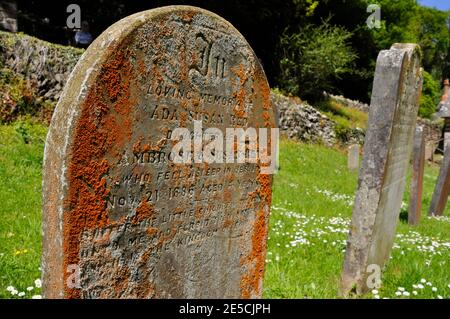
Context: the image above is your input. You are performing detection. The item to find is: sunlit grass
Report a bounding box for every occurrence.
[0,122,448,299]
[264,138,450,299]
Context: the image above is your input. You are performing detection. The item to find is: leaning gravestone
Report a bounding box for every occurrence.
[347,144,360,171]
[428,142,450,217]
[408,126,426,225]
[42,6,277,299]
[340,44,422,295]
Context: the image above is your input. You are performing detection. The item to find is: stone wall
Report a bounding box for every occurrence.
[324,92,370,113]
[0,30,83,102]
[0,30,440,148]
[272,92,337,146]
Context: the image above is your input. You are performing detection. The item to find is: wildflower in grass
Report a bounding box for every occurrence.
[14,249,29,256]
[374,295,380,299]
[421,279,426,283]
[395,291,402,296]
[26,287,33,291]
[413,291,418,295]
[34,279,42,288]
[403,291,410,297]
[432,287,437,292]
[437,295,443,299]
[6,286,14,292]
[18,292,25,297]
[398,287,405,292]
[371,289,378,294]
[418,284,424,289]
[10,289,18,295]
[31,295,42,299]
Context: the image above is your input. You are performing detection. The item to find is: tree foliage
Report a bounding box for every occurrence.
[419,70,441,119]
[278,21,357,99]
[14,0,450,114]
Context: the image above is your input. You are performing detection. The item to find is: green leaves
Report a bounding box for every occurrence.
[278,21,357,100]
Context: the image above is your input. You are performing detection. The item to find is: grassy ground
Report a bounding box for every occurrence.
[0,121,448,299]
[264,138,450,299]
[0,120,45,298]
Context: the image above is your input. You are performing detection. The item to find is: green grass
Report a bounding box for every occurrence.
[0,121,448,299]
[264,138,450,299]
[317,99,369,130]
[0,120,45,298]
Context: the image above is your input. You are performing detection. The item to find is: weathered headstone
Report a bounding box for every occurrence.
[437,79,450,153]
[428,142,450,217]
[347,144,360,171]
[425,142,434,162]
[444,119,450,153]
[408,126,425,226]
[42,6,277,299]
[340,44,423,295]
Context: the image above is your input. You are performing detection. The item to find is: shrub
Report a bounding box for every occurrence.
[419,70,440,119]
[278,21,357,101]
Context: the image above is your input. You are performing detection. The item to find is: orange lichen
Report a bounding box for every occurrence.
[232,64,248,118]
[132,201,155,225]
[240,173,273,298]
[64,42,136,298]
[223,188,232,203]
[146,227,159,236]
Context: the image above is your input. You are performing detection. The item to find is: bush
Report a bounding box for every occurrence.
[278,21,357,101]
[419,70,440,119]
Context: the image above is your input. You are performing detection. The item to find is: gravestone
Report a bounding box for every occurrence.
[42,6,277,299]
[444,119,450,153]
[408,126,425,225]
[437,79,450,153]
[428,142,450,216]
[348,144,360,171]
[340,44,423,295]
[425,143,434,162]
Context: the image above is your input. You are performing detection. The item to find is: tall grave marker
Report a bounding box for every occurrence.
[408,126,425,226]
[42,6,277,299]
[428,143,450,217]
[348,144,360,172]
[341,44,422,295]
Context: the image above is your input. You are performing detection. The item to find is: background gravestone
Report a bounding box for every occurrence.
[42,6,276,299]
[347,144,360,171]
[341,44,423,295]
[428,142,450,217]
[408,126,425,226]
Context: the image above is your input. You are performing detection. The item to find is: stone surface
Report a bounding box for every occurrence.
[408,126,425,226]
[428,142,450,217]
[42,6,276,299]
[348,144,360,171]
[340,44,423,295]
[444,118,450,153]
[272,92,337,146]
[437,102,450,118]
[0,30,83,103]
[323,92,370,113]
